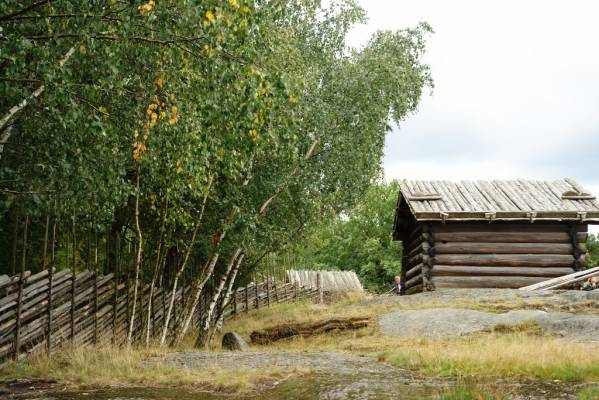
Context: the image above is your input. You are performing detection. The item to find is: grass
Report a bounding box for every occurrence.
[3,293,599,392]
[577,387,599,400]
[0,344,303,393]
[221,297,599,382]
[433,386,507,400]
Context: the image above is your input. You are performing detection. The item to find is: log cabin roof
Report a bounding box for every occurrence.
[395,178,599,224]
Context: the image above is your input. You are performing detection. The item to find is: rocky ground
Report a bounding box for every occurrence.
[375,288,599,341]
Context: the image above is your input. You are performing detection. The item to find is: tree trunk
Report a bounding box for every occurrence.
[127,165,143,346]
[210,251,245,344]
[0,47,75,158]
[160,176,212,345]
[195,248,243,348]
[145,202,169,346]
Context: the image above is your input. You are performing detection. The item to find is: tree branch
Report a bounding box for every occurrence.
[0,0,50,22]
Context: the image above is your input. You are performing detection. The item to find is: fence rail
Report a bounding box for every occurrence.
[0,269,318,367]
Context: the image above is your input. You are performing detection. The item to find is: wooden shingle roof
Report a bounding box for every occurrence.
[398,178,599,222]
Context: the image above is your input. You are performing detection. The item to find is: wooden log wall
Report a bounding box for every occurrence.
[421,223,587,291]
[0,272,318,367]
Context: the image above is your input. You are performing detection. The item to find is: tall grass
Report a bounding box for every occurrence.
[0,345,294,392]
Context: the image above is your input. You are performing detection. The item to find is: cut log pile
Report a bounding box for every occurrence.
[0,270,319,367]
[249,317,370,344]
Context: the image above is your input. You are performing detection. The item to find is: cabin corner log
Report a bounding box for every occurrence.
[249,317,370,344]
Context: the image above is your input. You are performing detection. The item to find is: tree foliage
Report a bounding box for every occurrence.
[273,181,402,292]
[0,0,431,345]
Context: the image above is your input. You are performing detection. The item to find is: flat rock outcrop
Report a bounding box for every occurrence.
[379,307,599,342]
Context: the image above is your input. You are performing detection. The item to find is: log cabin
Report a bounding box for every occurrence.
[392,179,599,294]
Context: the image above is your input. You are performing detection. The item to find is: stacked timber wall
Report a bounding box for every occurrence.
[402,223,588,294]
[0,269,318,367]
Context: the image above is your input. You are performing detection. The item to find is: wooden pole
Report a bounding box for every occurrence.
[232,288,237,316]
[13,271,25,360]
[93,231,99,344]
[266,275,270,307]
[317,272,324,304]
[13,216,28,361]
[46,217,56,356]
[10,204,19,276]
[70,220,76,345]
[245,283,249,313]
[112,232,119,344]
[255,277,260,310]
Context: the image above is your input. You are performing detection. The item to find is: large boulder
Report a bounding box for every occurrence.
[221,332,249,351]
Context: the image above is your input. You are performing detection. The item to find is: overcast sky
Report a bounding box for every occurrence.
[346,0,599,199]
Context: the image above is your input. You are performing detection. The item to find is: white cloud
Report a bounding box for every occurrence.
[347,0,599,193]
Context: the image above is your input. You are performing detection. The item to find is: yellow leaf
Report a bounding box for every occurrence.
[79,44,86,54]
[206,10,215,22]
[154,75,164,89]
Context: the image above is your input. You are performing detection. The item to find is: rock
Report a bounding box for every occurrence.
[379,308,599,342]
[221,332,249,351]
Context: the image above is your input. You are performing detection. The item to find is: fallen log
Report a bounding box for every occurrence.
[250,317,370,344]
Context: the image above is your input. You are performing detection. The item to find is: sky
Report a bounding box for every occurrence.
[346,0,599,199]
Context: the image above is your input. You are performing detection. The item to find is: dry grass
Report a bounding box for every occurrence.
[221,298,599,382]
[0,345,298,393]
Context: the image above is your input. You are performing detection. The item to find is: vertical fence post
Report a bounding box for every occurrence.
[13,215,28,360]
[317,272,324,304]
[70,221,76,345]
[254,279,260,310]
[43,214,50,355]
[47,217,57,355]
[266,276,270,307]
[112,232,119,344]
[93,231,99,344]
[10,205,20,276]
[232,288,237,316]
[13,272,25,360]
[244,284,249,313]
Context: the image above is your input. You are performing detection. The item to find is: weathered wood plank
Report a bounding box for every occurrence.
[432,265,574,277]
[434,254,576,268]
[433,275,545,289]
[434,242,574,255]
[433,231,586,243]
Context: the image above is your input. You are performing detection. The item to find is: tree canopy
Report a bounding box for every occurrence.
[0,0,432,345]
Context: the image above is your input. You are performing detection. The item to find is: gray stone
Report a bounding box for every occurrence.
[221,332,249,351]
[379,308,599,342]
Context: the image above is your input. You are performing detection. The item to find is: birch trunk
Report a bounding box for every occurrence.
[160,176,212,345]
[127,165,143,345]
[209,251,245,344]
[170,162,254,346]
[195,248,243,347]
[0,47,75,158]
[170,225,229,344]
[145,203,169,346]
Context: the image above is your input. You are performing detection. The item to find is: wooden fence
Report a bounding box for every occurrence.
[0,269,318,367]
